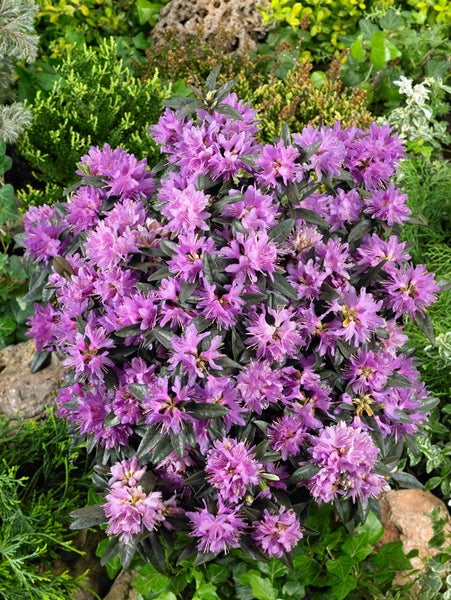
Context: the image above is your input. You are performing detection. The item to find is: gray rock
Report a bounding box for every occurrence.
[151,0,274,54]
[0,339,63,420]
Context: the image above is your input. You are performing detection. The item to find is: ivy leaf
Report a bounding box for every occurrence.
[238,571,276,600]
[341,533,374,562]
[0,315,17,338]
[0,184,19,224]
[370,31,401,69]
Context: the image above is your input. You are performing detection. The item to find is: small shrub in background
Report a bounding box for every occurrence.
[16,37,171,207]
[22,74,439,577]
[144,30,374,143]
[236,58,373,142]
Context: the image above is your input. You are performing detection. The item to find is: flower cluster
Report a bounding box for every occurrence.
[23,83,439,566]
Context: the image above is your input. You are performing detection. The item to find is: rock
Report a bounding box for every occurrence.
[151,0,274,55]
[379,489,451,572]
[0,339,63,420]
[103,569,137,600]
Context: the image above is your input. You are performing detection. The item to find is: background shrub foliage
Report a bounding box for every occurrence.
[16,37,171,207]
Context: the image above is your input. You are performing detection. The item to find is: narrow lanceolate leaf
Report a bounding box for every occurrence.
[150,435,174,464]
[151,327,175,350]
[269,218,295,245]
[70,504,107,529]
[295,207,328,228]
[136,425,161,460]
[271,272,298,301]
[187,402,229,419]
[288,464,321,483]
[385,372,414,388]
[414,312,435,345]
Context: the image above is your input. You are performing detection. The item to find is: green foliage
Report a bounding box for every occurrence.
[235,59,373,142]
[0,141,31,348]
[125,507,418,599]
[399,158,451,500]
[0,410,92,599]
[143,32,373,145]
[258,0,399,59]
[16,37,171,206]
[340,9,450,113]
[35,0,170,61]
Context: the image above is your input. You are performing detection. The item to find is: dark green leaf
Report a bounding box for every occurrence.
[385,372,414,388]
[390,470,423,489]
[170,429,185,457]
[114,324,142,337]
[150,435,173,464]
[205,66,221,91]
[137,425,161,460]
[271,272,298,301]
[414,312,435,344]
[118,538,137,569]
[187,403,229,419]
[289,464,320,483]
[70,504,106,529]
[268,218,295,245]
[151,327,175,350]
[241,292,268,305]
[30,350,52,373]
[347,219,373,244]
[129,383,150,402]
[374,541,414,571]
[295,207,328,228]
[214,103,243,120]
[179,280,197,304]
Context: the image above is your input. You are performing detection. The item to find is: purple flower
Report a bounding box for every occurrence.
[186,499,246,554]
[294,122,345,181]
[142,376,194,435]
[104,486,165,543]
[168,324,224,383]
[356,234,410,274]
[197,280,245,329]
[77,144,155,200]
[23,204,65,263]
[307,421,387,503]
[159,183,211,234]
[364,183,410,225]
[109,457,147,488]
[382,264,439,318]
[222,231,277,283]
[267,414,307,459]
[256,140,304,189]
[205,438,261,505]
[246,306,303,363]
[334,288,384,346]
[63,315,115,380]
[236,359,283,414]
[66,185,104,234]
[252,508,303,557]
[222,185,279,231]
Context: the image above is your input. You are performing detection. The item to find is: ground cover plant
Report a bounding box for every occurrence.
[21,70,441,588]
[0,410,92,599]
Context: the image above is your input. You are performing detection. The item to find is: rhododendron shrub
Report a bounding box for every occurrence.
[22,72,439,569]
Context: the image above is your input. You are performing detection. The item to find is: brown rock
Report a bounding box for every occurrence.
[379,489,451,572]
[0,339,63,420]
[151,0,274,55]
[103,569,137,600]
